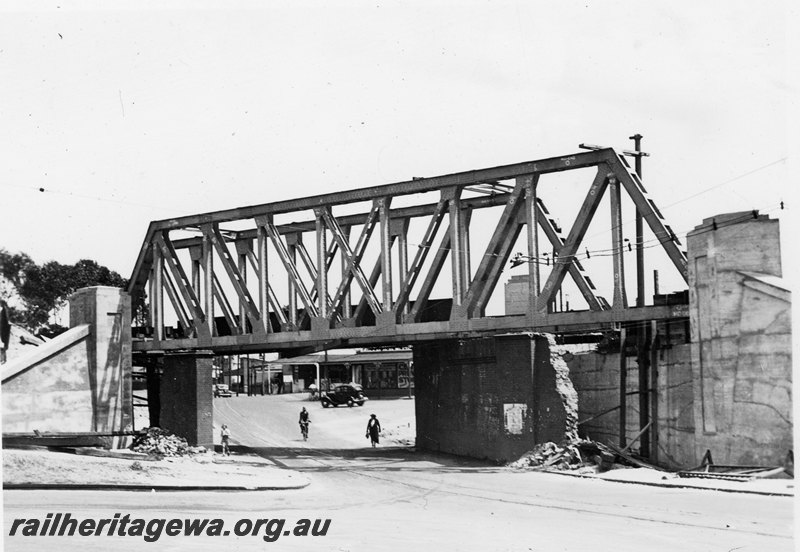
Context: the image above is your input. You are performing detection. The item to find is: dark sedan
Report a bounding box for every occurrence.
[320,383,368,408]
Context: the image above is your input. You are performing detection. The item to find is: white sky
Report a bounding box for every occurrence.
[1,1,795,308]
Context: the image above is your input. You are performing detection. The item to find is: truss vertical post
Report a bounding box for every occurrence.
[237,246,248,332]
[378,198,393,311]
[257,226,270,333]
[395,219,410,316]
[287,235,298,329]
[609,176,628,309]
[202,226,215,337]
[316,210,328,319]
[189,246,201,295]
[151,242,164,340]
[523,175,541,313]
[342,225,352,319]
[446,187,465,307]
[460,207,471,295]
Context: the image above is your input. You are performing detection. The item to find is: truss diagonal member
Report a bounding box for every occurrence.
[207,224,265,334]
[607,153,688,282]
[245,249,284,329]
[153,231,210,337]
[538,167,610,311]
[352,234,397,325]
[319,206,383,317]
[407,226,451,323]
[459,179,528,318]
[394,197,448,320]
[162,266,193,334]
[532,199,604,311]
[255,215,319,318]
[294,237,338,322]
[212,272,239,334]
[326,204,382,317]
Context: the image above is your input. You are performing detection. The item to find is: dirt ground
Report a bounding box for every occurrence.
[2,395,416,488]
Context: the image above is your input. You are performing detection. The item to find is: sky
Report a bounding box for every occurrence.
[1,1,795,312]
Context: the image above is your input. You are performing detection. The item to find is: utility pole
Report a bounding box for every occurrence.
[628,133,651,459]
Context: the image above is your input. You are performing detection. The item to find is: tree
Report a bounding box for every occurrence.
[0,248,127,332]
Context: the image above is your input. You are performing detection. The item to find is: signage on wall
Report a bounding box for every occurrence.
[503,403,526,435]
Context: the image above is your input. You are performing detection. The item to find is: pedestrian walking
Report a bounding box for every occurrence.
[366,414,381,447]
[221,424,231,456]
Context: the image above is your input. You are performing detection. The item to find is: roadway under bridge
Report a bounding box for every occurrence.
[126,146,691,462]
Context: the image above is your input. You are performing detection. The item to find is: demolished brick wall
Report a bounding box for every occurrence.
[414,332,578,463]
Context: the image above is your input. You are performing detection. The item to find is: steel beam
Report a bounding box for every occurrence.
[378,198,393,311]
[154,232,208,338]
[320,207,382,317]
[162,267,191,334]
[524,176,541,312]
[394,197,448,319]
[538,167,610,311]
[446,187,466,307]
[208,224,263,333]
[408,225,451,323]
[151,243,164,340]
[609,177,628,309]
[607,153,688,282]
[151,149,612,230]
[256,215,318,318]
[133,304,687,353]
[212,273,238,334]
[245,248,285,329]
[531,200,603,311]
[460,178,528,318]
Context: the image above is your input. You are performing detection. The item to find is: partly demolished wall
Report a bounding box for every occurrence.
[414,333,578,463]
[567,344,696,468]
[1,287,132,438]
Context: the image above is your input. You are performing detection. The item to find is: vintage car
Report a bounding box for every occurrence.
[213,383,233,398]
[320,383,368,408]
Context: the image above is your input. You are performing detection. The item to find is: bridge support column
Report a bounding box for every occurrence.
[414,333,578,462]
[160,350,214,448]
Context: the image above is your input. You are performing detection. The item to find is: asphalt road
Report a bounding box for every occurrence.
[4,394,794,551]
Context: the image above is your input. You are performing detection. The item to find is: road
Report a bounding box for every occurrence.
[4,394,794,551]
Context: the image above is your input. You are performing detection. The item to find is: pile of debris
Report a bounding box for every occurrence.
[510,439,617,471]
[130,427,204,458]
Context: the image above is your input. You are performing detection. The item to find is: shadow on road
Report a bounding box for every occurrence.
[238,444,507,473]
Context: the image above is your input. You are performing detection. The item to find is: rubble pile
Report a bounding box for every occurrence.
[130,427,203,457]
[509,439,615,471]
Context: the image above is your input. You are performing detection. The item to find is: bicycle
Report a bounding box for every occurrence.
[300,420,310,441]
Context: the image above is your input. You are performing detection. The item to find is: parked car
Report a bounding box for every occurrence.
[214,383,232,398]
[320,383,368,408]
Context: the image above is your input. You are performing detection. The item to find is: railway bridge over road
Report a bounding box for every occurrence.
[127,146,690,460]
[128,146,687,354]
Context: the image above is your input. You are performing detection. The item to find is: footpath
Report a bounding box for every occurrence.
[2,447,309,491]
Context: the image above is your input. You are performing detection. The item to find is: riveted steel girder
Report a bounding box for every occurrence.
[129,147,688,355]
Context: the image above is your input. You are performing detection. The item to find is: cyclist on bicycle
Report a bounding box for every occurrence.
[299,407,310,440]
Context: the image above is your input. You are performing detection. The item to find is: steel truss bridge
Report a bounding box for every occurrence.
[128,147,688,355]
